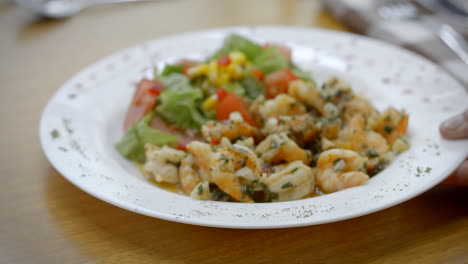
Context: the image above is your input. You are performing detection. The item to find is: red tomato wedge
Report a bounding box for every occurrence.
[263,43,292,61]
[217,54,231,66]
[264,68,298,98]
[215,92,257,127]
[149,115,204,147]
[123,79,163,131]
[251,68,265,81]
[215,88,228,101]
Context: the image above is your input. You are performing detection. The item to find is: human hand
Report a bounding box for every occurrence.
[439,110,468,185]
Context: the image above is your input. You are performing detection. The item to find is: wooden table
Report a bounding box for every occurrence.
[1,0,467,263]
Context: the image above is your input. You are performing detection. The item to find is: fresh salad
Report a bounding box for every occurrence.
[116,34,410,203]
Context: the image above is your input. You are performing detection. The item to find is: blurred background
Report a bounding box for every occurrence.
[1,0,467,263]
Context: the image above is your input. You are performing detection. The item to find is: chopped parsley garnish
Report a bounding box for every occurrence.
[197,184,204,195]
[219,153,230,165]
[281,182,294,189]
[239,157,248,167]
[333,158,344,166]
[366,149,379,158]
[384,125,393,134]
[290,167,299,173]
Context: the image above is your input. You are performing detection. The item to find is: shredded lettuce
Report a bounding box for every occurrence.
[115,112,178,162]
[158,73,191,91]
[223,82,245,97]
[210,34,263,61]
[290,63,315,83]
[161,64,184,76]
[252,46,289,74]
[156,86,206,129]
[241,70,265,99]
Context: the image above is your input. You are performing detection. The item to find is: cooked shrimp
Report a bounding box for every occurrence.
[179,154,202,195]
[260,161,315,201]
[372,107,409,144]
[144,144,185,184]
[210,149,255,202]
[233,137,255,151]
[288,79,325,114]
[255,132,312,165]
[318,118,343,139]
[342,95,378,122]
[261,114,320,145]
[186,141,214,182]
[186,139,261,202]
[259,94,306,119]
[202,112,258,142]
[316,148,369,193]
[337,115,389,155]
[190,181,211,200]
[320,77,352,104]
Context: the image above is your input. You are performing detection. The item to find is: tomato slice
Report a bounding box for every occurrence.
[215,92,257,127]
[123,79,163,131]
[264,68,298,98]
[263,43,292,61]
[149,115,204,147]
[215,88,228,101]
[217,54,231,66]
[251,68,265,81]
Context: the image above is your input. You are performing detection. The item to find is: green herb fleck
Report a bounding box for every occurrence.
[281,182,294,189]
[384,125,393,134]
[366,149,378,158]
[290,167,299,173]
[333,158,344,166]
[239,157,248,167]
[197,184,204,195]
[51,129,60,139]
[425,167,432,173]
[219,153,230,165]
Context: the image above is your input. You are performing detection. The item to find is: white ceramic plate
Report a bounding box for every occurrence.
[40,26,468,229]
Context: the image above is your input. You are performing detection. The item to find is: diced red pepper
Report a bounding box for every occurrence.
[251,68,265,81]
[176,142,188,151]
[210,138,220,145]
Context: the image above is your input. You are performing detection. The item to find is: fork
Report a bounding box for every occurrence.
[377,0,468,65]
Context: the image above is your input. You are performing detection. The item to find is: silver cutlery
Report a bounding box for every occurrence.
[378,0,468,65]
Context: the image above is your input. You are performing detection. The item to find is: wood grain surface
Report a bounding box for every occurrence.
[1,0,467,263]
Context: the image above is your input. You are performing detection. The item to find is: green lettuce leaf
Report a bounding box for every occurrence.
[161,64,184,76]
[252,46,289,74]
[290,63,315,83]
[209,34,263,61]
[158,73,191,91]
[223,82,245,97]
[156,86,206,129]
[116,112,178,163]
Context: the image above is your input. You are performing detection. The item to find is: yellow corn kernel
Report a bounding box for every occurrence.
[202,95,218,112]
[207,61,218,82]
[229,51,247,65]
[226,64,244,79]
[187,64,209,78]
[216,72,230,86]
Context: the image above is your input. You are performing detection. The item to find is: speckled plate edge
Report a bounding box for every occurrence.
[39,25,468,229]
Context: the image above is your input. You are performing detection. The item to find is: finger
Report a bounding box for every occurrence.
[441,160,468,186]
[439,109,468,140]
